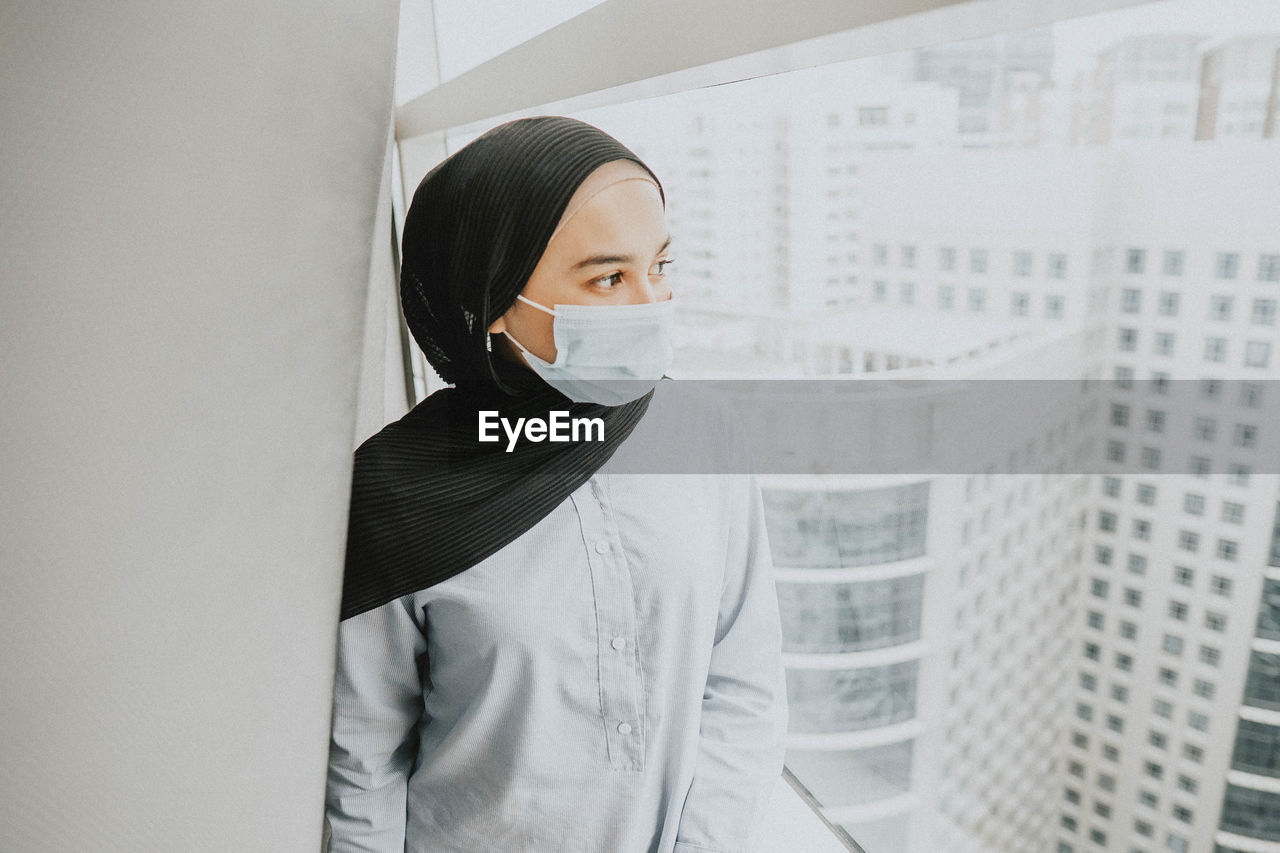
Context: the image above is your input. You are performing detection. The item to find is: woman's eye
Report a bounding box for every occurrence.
[651,258,675,276]
[592,272,624,289]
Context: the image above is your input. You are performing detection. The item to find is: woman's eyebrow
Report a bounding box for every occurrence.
[571,235,672,270]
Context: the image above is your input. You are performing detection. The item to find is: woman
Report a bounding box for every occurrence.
[325,116,787,853]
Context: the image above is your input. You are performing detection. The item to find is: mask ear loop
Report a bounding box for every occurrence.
[515,294,557,316]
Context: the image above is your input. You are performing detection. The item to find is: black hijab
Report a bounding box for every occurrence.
[339,117,664,621]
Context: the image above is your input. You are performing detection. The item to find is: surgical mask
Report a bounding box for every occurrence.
[502,293,676,405]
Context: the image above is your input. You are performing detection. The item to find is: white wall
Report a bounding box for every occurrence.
[0,3,399,850]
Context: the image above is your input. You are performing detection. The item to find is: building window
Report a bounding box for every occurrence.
[1234,424,1258,449]
[1012,251,1032,277]
[898,281,914,305]
[1157,290,1180,316]
[1091,578,1110,598]
[1199,645,1221,667]
[1114,365,1134,388]
[938,246,955,271]
[1173,566,1193,586]
[1210,294,1233,321]
[1116,652,1134,671]
[1205,611,1226,632]
[1240,382,1263,408]
[1121,289,1142,313]
[1182,743,1204,763]
[858,106,888,126]
[872,244,888,266]
[1168,600,1188,621]
[969,248,987,274]
[1141,447,1161,470]
[1193,417,1217,441]
[1259,253,1280,281]
[937,284,954,310]
[1048,252,1067,278]
[1110,403,1130,427]
[967,287,985,312]
[1102,476,1121,497]
[1162,250,1184,276]
[1095,545,1113,565]
[1245,340,1272,368]
[1126,248,1146,274]
[1118,328,1138,351]
[1183,493,1204,515]
[1153,699,1172,719]
[1216,251,1241,279]
[1084,642,1100,661]
[1079,673,1097,692]
[1144,761,1163,780]
[900,245,916,269]
[1105,714,1124,733]
[1124,589,1143,607]
[1046,294,1065,319]
[1158,667,1178,687]
[1148,730,1168,749]
[1118,623,1137,641]
[1153,331,1175,356]
[1253,298,1277,326]
[1075,702,1093,722]
[1162,634,1184,656]
[1204,337,1227,362]
[1128,554,1147,575]
[1010,291,1028,315]
[1209,575,1232,596]
[1189,456,1210,478]
[1106,440,1125,463]
[1176,775,1197,795]
[1228,463,1251,485]
[1146,409,1165,433]
[1178,531,1199,553]
[1217,539,1239,561]
[1088,610,1105,630]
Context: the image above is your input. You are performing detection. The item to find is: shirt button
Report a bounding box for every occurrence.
[617,722,632,735]
[595,541,609,554]
[611,637,626,651]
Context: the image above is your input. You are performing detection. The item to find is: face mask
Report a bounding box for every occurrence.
[502,293,676,405]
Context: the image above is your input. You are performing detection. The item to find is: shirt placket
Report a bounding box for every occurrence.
[572,473,645,773]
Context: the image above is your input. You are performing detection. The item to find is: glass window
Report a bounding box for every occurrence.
[1259,253,1280,282]
[1204,337,1228,362]
[763,482,929,568]
[1199,645,1221,666]
[967,287,985,312]
[1183,493,1204,515]
[938,246,955,271]
[1222,502,1245,524]
[1126,248,1146,274]
[1118,328,1138,351]
[1121,289,1142,313]
[937,284,954,310]
[786,660,918,733]
[1162,250,1184,276]
[1012,251,1032,277]
[1174,566,1193,586]
[1045,294,1064,319]
[1153,331,1175,356]
[1128,554,1147,575]
[1162,634,1184,655]
[1146,409,1165,432]
[1258,579,1280,641]
[1157,291,1180,316]
[1010,291,1028,315]
[1168,600,1188,620]
[1246,340,1272,368]
[1216,251,1240,279]
[1231,718,1280,778]
[1245,652,1280,710]
[1206,611,1227,632]
[899,245,915,269]
[1253,298,1277,326]
[969,248,987,274]
[1047,252,1067,279]
[1102,476,1121,497]
[1210,294,1233,321]
[777,574,925,653]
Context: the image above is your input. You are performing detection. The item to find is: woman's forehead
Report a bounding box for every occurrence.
[550,160,660,241]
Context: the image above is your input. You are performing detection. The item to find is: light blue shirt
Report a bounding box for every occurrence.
[325,388,788,853]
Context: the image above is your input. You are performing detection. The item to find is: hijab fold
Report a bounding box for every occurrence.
[339,117,663,622]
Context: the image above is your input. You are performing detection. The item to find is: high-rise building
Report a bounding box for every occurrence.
[1195,35,1280,141]
[1069,35,1205,145]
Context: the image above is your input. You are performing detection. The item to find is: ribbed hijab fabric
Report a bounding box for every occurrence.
[339,117,664,622]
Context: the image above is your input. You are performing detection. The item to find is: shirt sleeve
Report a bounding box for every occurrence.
[675,472,789,853]
[325,594,427,853]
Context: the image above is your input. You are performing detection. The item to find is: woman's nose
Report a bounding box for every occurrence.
[630,276,671,305]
